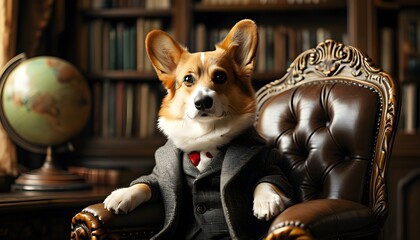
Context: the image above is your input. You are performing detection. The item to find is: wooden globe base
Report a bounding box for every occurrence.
[13,147,90,191]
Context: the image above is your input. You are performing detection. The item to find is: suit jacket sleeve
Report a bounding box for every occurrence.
[130,166,162,202]
[256,146,294,201]
[129,141,178,202]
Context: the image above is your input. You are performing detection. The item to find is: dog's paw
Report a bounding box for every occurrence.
[103,184,151,214]
[253,182,290,221]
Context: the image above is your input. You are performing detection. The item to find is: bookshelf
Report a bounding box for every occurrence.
[70,0,188,173]
[44,1,420,239]
[191,0,348,82]
[69,0,355,171]
[373,2,420,240]
[65,0,420,168]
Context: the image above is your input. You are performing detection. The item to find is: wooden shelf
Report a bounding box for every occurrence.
[86,71,159,81]
[195,1,346,12]
[82,8,174,18]
[85,71,285,83]
[74,136,166,158]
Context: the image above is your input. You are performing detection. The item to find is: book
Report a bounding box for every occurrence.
[274,25,287,71]
[88,19,103,71]
[125,83,135,137]
[147,86,160,136]
[101,79,111,137]
[122,23,131,71]
[121,22,136,71]
[301,28,311,51]
[109,23,117,70]
[287,27,297,65]
[108,81,117,137]
[402,83,418,133]
[266,26,274,72]
[92,81,102,136]
[136,18,145,72]
[138,83,150,138]
[102,21,111,70]
[380,27,394,74]
[77,20,89,71]
[257,25,266,73]
[115,81,125,137]
[116,22,125,70]
[195,23,207,52]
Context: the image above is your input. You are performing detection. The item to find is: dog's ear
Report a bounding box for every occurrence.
[146,30,186,90]
[217,19,258,71]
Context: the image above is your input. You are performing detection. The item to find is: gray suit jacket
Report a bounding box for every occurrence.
[131,128,292,240]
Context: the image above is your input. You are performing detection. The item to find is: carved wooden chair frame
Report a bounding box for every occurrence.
[257,39,400,238]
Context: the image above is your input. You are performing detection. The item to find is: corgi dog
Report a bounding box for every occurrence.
[104,19,291,238]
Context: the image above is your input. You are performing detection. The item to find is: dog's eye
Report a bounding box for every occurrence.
[212,71,227,84]
[183,75,195,87]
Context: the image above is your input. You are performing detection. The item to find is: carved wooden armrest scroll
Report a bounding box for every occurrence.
[265,222,313,240]
[71,211,105,240]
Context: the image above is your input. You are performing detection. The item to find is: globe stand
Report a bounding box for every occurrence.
[12,147,90,191]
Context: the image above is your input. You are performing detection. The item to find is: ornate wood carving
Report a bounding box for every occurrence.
[71,211,104,240]
[265,225,313,240]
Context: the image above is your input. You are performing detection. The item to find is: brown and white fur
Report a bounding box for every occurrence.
[104,19,289,221]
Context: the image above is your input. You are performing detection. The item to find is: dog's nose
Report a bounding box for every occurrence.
[194,96,213,110]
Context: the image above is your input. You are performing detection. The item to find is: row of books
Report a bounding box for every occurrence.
[87,18,166,72]
[194,23,347,73]
[90,80,163,138]
[86,20,347,75]
[69,166,120,186]
[81,0,171,9]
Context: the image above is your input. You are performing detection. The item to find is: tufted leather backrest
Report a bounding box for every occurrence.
[255,40,400,225]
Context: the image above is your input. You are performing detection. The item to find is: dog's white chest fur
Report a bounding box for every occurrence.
[158,113,255,154]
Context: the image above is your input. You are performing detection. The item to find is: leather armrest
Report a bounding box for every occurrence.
[265,199,379,240]
[71,202,164,240]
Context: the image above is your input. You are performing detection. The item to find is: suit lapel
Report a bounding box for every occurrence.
[154,140,183,231]
[155,141,182,183]
[219,128,266,239]
[220,128,265,189]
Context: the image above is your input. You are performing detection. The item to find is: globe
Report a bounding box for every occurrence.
[0,54,92,191]
[1,55,91,149]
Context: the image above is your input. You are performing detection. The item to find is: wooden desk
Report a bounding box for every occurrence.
[0,186,113,240]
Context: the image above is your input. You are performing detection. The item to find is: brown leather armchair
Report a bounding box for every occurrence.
[70,40,400,240]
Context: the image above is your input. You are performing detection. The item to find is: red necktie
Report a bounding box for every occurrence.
[188,151,213,167]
